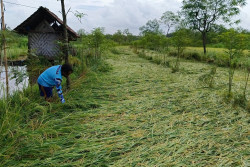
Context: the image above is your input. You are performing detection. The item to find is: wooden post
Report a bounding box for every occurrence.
[60,0,70,89]
[60,0,69,63]
[1,0,9,97]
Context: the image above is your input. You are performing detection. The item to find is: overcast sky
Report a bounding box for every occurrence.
[3,0,250,35]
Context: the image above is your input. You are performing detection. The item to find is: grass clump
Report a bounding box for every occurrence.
[90,59,113,73]
[198,66,217,88]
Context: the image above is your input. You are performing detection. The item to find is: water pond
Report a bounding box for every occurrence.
[0,66,29,98]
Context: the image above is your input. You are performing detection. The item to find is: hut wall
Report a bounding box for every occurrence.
[29,32,61,59]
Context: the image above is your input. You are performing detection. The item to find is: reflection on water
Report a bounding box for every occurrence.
[0,66,29,98]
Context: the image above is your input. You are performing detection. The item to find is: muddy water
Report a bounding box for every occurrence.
[0,66,29,98]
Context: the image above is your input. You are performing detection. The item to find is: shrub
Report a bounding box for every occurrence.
[110,48,121,55]
[152,58,162,65]
[233,94,247,108]
[91,60,113,73]
[169,51,178,57]
[146,56,153,60]
[185,52,202,61]
[138,52,146,59]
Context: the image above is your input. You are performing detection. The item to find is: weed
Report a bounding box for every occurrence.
[198,66,217,88]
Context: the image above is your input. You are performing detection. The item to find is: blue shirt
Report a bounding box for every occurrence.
[37,65,62,87]
[37,65,65,102]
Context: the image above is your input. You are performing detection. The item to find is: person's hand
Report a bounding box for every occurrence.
[61,98,65,104]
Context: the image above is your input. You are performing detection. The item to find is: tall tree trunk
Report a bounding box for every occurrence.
[1,0,9,97]
[202,32,207,55]
[60,0,70,89]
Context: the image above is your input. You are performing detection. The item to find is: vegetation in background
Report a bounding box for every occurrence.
[0,29,27,61]
[160,11,180,36]
[89,28,106,59]
[132,26,249,70]
[181,0,247,54]
[139,19,162,36]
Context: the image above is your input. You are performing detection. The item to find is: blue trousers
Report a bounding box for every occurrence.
[38,84,53,98]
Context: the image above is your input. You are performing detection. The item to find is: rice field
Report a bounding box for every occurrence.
[6,46,27,61]
[167,46,250,68]
[0,46,249,166]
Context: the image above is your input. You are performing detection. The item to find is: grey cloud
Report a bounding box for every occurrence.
[4,0,250,35]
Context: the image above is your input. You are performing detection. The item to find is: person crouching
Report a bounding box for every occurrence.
[37,63,73,103]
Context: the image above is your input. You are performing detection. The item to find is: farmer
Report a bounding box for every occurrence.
[37,63,73,103]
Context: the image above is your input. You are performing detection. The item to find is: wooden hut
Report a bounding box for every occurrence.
[14,6,79,60]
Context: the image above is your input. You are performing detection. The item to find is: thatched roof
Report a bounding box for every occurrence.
[14,6,79,40]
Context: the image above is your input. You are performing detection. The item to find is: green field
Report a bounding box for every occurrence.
[6,47,27,61]
[0,46,249,166]
[184,47,249,64]
[152,46,250,68]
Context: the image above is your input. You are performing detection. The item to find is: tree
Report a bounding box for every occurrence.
[58,0,71,89]
[171,28,190,72]
[181,0,247,55]
[59,0,69,63]
[139,19,162,35]
[206,24,227,46]
[90,28,105,59]
[77,29,87,36]
[220,28,248,97]
[112,30,123,45]
[123,28,134,44]
[160,11,180,36]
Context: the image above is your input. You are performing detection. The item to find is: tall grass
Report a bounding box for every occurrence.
[0,42,113,161]
[6,46,27,61]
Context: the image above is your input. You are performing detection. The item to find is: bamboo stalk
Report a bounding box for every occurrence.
[1,0,9,97]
